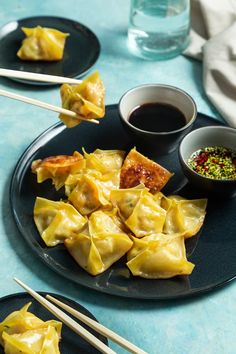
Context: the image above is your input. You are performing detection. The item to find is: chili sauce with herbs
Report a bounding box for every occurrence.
[188,146,236,180]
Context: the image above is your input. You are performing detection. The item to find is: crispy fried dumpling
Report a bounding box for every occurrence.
[17,26,69,61]
[83,149,125,174]
[125,191,166,237]
[120,148,173,193]
[127,233,195,279]
[65,210,133,275]
[0,302,62,354]
[34,197,87,246]
[31,151,85,190]
[59,71,105,127]
[163,196,207,238]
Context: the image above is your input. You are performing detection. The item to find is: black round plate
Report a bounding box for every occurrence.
[0,16,100,84]
[10,105,236,299]
[0,292,107,353]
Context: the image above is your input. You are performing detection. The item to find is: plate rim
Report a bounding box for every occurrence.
[0,15,101,84]
[9,105,236,300]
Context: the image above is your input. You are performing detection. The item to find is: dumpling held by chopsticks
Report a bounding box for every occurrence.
[59,71,105,127]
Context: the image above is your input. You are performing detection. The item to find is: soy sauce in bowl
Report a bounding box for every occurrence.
[119,84,197,154]
[128,102,186,133]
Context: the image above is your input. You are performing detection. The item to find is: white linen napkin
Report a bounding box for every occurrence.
[184,0,236,128]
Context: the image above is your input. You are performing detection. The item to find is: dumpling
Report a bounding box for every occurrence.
[125,191,166,237]
[2,326,61,354]
[65,210,133,275]
[31,151,85,190]
[120,148,173,193]
[110,184,147,220]
[163,196,207,238]
[89,170,120,202]
[17,26,69,61]
[34,197,87,246]
[127,233,195,279]
[83,149,125,174]
[111,186,166,237]
[0,302,62,354]
[67,174,110,215]
[59,71,105,127]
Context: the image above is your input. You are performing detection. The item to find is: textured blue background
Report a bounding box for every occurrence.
[0,1,234,354]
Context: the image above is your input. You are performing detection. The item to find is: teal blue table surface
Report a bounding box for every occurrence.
[0,1,234,354]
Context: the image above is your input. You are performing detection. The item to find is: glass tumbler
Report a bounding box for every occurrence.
[128,0,190,60]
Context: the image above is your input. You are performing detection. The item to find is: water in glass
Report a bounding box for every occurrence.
[128,0,190,60]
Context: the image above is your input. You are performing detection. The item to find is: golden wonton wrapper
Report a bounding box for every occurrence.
[17,26,69,61]
[125,191,166,237]
[162,195,207,238]
[110,184,147,220]
[83,148,125,174]
[32,146,208,280]
[111,187,166,237]
[59,71,105,127]
[31,151,85,191]
[34,197,87,246]
[65,210,133,275]
[67,174,106,215]
[127,233,195,279]
[0,302,62,354]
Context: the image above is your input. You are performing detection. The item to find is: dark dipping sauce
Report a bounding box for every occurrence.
[128,102,187,133]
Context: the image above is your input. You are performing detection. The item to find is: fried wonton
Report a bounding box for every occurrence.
[162,196,207,238]
[120,148,173,193]
[34,197,87,246]
[65,210,133,275]
[31,151,85,190]
[110,187,166,237]
[0,302,62,354]
[31,145,208,280]
[67,174,106,215]
[83,148,125,174]
[110,184,147,220]
[127,233,195,279]
[17,26,69,61]
[59,71,105,127]
[125,191,166,237]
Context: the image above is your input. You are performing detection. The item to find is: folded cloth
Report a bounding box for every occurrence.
[184,0,236,128]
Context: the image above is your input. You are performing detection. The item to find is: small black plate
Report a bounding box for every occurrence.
[0,16,100,84]
[10,105,236,299]
[0,292,107,353]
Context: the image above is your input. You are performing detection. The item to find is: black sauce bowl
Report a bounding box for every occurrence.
[118,84,197,155]
[179,126,236,198]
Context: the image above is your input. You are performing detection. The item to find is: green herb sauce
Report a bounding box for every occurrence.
[188,146,236,180]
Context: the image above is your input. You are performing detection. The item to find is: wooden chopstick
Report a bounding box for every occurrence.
[0,89,99,124]
[14,278,115,354]
[0,68,82,84]
[46,294,148,354]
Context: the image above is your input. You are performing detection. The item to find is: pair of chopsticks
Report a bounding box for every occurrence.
[14,278,147,354]
[0,68,99,125]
